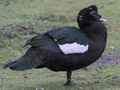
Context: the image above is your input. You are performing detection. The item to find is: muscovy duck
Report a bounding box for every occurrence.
[5,5,107,85]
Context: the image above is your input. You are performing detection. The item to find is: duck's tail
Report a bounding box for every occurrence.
[5,48,44,71]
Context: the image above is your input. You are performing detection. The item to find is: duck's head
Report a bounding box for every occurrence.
[77,5,107,29]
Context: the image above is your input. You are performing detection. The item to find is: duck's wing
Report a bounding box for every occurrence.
[23,34,62,53]
[45,27,89,54]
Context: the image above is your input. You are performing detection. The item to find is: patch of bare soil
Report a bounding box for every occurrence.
[87,54,120,68]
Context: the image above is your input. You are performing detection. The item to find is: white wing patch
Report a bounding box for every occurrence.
[57,42,89,54]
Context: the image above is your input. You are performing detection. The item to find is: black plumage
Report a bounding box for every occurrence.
[5,5,107,85]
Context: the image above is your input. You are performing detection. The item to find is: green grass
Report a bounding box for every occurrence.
[1,65,120,90]
[0,0,120,89]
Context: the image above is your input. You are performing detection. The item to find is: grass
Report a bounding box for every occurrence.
[1,64,120,90]
[0,0,120,89]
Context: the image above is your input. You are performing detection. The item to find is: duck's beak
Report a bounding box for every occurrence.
[90,10,107,22]
[99,18,107,22]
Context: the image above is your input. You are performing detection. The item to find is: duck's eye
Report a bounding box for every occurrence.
[89,7,92,10]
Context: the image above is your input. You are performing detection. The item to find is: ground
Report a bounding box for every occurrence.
[1,0,120,89]
[87,54,120,68]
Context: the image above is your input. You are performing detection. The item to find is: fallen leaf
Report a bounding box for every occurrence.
[27,72,32,75]
[110,46,114,49]
[36,88,44,90]
[24,76,27,78]
[78,87,82,90]
[18,53,21,55]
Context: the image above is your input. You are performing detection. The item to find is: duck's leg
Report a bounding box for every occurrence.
[64,69,86,86]
[64,69,72,85]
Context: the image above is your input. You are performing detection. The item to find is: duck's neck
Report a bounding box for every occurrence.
[79,22,107,42]
[78,22,89,30]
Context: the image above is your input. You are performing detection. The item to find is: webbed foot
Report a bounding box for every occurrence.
[64,81,85,86]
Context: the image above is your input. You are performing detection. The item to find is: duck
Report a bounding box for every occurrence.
[5,5,107,85]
